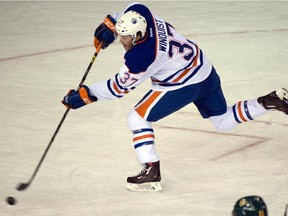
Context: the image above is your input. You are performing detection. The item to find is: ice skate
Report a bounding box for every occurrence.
[126,161,162,192]
[257,88,288,114]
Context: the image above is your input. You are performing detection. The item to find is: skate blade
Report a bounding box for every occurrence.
[126,182,163,192]
[276,88,288,101]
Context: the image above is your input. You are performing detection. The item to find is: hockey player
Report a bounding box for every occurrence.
[62,3,288,191]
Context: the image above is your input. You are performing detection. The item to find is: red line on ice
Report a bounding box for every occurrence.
[156,125,270,161]
[0,44,91,62]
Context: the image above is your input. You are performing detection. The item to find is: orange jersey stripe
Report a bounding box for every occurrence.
[136,91,162,118]
[192,45,199,67]
[113,82,122,94]
[172,45,199,83]
[173,67,192,83]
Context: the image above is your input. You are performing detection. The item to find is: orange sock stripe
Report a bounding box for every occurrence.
[133,134,155,142]
[237,101,247,122]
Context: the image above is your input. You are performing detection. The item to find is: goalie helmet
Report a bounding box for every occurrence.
[232,196,268,216]
[116,10,147,43]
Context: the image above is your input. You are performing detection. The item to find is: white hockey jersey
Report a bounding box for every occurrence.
[90,3,212,100]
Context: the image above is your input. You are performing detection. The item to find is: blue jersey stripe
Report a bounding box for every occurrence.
[157,50,204,87]
[161,59,194,82]
[107,80,123,98]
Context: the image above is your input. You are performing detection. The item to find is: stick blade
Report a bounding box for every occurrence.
[16,182,30,191]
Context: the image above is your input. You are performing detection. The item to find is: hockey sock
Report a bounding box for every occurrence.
[133,128,160,164]
[209,98,268,131]
[232,98,268,123]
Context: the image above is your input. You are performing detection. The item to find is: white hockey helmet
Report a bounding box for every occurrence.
[116,10,147,43]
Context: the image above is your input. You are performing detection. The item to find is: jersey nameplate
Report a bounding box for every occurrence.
[155,18,168,52]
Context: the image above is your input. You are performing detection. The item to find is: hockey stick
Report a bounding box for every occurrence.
[16,43,102,191]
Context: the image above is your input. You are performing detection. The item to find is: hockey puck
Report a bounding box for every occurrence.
[6,196,17,205]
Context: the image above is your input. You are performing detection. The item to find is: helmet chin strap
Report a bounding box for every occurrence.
[132,32,143,45]
[131,34,137,45]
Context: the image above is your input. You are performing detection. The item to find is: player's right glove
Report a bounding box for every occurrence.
[62,85,98,109]
[94,14,116,49]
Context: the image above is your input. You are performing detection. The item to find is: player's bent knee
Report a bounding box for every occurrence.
[127,109,151,131]
[209,113,237,132]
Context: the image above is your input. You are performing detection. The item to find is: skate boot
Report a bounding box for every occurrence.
[257,88,288,114]
[126,161,162,192]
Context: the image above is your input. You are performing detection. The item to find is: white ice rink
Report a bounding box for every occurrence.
[0,1,287,215]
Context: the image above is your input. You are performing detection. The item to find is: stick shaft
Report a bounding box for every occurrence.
[17,44,102,190]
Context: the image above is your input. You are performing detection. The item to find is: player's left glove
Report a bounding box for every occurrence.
[94,14,116,49]
[62,85,98,109]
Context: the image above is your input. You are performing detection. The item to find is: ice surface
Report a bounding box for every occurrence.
[0,1,287,215]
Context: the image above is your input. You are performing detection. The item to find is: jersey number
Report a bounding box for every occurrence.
[166,22,194,61]
[120,72,138,86]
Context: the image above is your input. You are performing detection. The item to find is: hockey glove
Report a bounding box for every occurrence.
[62,85,98,109]
[94,14,116,49]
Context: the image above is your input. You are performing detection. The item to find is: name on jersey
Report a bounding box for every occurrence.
[155,18,167,52]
